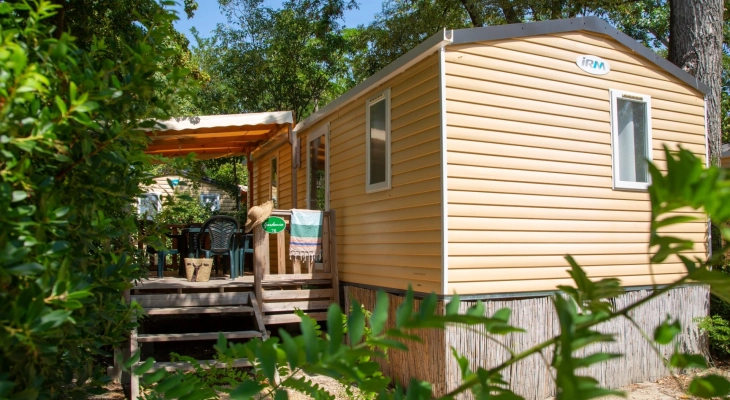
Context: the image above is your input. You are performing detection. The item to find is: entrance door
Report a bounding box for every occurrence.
[307,125,329,211]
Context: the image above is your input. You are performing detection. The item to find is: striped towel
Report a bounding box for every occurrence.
[289,209,323,262]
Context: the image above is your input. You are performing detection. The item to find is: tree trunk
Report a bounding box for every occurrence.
[459,0,485,27]
[668,0,723,166]
[498,1,522,24]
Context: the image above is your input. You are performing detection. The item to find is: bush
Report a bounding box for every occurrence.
[0,1,191,398]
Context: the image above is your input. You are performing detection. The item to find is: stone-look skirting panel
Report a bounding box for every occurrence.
[345,285,709,400]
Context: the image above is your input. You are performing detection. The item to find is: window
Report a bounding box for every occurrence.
[610,89,652,190]
[138,193,160,220]
[366,89,391,193]
[270,156,278,208]
[307,125,329,210]
[199,193,221,212]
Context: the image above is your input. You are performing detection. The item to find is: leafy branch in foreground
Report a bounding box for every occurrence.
[0,1,194,399]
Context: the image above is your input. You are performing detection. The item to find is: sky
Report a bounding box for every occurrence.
[172,0,383,43]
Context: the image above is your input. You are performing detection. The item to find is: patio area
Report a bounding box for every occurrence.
[121,112,339,399]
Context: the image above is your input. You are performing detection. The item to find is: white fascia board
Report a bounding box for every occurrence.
[154,111,294,132]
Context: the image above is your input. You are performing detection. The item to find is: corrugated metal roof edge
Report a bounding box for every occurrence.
[293,16,709,136]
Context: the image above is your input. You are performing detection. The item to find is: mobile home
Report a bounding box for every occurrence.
[247,16,710,398]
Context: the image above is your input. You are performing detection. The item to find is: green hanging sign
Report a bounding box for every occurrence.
[262,216,286,234]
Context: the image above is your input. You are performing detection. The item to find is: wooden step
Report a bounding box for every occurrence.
[263,300,332,313]
[262,273,332,286]
[131,292,250,308]
[262,289,333,301]
[137,330,262,343]
[146,358,252,372]
[108,358,253,377]
[145,306,254,315]
[263,312,328,325]
[263,280,331,287]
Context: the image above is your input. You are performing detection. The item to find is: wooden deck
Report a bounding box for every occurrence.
[123,209,339,398]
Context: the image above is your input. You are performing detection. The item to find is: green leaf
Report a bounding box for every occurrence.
[153,374,183,394]
[371,290,389,335]
[133,357,154,375]
[257,341,278,384]
[326,304,343,355]
[654,318,682,345]
[367,338,408,351]
[38,310,72,329]
[418,293,438,320]
[573,352,621,368]
[164,379,195,398]
[278,329,300,370]
[55,96,67,115]
[300,314,318,363]
[348,301,365,345]
[274,389,288,400]
[445,294,460,316]
[688,374,730,398]
[669,353,707,369]
[689,268,730,305]
[492,308,511,322]
[11,191,27,202]
[7,263,44,275]
[396,289,414,328]
[141,368,166,385]
[653,215,697,229]
[123,351,141,370]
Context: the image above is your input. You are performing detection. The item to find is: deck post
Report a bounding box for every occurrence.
[277,230,286,274]
[322,213,331,273]
[329,209,339,305]
[253,225,265,313]
[129,312,139,400]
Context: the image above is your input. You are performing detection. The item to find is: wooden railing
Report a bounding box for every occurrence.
[252,209,339,314]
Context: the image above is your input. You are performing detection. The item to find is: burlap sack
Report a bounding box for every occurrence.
[184,258,213,282]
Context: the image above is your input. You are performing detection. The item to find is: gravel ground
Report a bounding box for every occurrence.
[544,365,730,400]
[93,365,730,399]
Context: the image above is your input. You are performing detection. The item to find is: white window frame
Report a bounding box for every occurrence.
[609,89,653,191]
[270,155,278,207]
[365,89,392,193]
[199,193,221,212]
[306,124,329,211]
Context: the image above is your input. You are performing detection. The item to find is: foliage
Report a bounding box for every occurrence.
[696,314,730,358]
[169,352,249,390]
[0,1,192,398]
[45,0,206,116]
[199,156,247,199]
[188,0,358,122]
[157,187,214,225]
[351,0,678,80]
[127,146,730,400]
[150,153,246,206]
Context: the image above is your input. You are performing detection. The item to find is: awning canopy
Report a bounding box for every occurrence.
[144,111,293,160]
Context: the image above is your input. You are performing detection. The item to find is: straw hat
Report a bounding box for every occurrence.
[245,200,274,233]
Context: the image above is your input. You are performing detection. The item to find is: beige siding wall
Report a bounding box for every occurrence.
[445,32,707,295]
[143,175,237,213]
[294,53,443,293]
[254,146,293,208]
[253,152,271,207]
